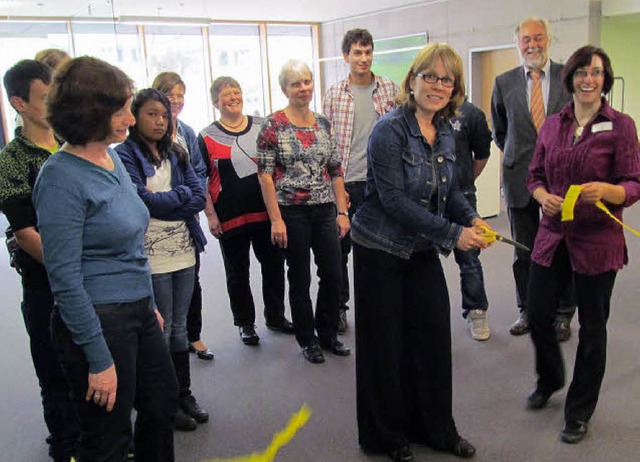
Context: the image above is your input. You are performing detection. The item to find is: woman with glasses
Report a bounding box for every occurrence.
[351,44,492,461]
[526,45,640,444]
[198,76,293,345]
[152,72,213,361]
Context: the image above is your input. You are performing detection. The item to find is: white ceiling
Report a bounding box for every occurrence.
[0,0,436,23]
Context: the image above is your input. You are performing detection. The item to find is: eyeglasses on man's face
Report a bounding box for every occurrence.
[415,72,455,88]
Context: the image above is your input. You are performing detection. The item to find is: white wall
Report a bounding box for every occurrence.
[319,0,599,91]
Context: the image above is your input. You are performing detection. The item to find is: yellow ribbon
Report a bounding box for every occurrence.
[201,404,312,462]
[561,184,640,236]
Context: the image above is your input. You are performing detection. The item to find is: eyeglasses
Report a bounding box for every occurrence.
[573,69,604,80]
[415,72,455,88]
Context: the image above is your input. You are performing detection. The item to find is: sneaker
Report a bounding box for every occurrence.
[466,310,490,341]
[337,308,348,332]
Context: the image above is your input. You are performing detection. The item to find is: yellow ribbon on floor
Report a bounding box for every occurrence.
[201,404,311,462]
[561,184,640,236]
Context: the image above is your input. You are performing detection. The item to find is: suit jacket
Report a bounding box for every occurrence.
[491,61,570,208]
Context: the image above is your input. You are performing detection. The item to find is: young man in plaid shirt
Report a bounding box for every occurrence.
[323,28,398,331]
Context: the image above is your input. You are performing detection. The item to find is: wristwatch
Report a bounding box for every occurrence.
[337,211,349,217]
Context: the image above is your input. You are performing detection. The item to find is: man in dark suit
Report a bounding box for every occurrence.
[491,16,575,339]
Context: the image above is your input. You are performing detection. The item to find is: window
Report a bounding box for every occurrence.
[145,25,210,132]
[72,22,146,90]
[266,24,316,113]
[0,21,70,137]
[209,23,266,118]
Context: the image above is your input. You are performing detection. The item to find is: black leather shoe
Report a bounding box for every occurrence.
[188,342,214,361]
[239,325,260,345]
[450,438,476,458]
[302,343,325,364]
[173,407,197,431]
[527,389,552,410]
[266,318,295,334]
[387,444,414,462]
[181,394,209,423]
[561,421,588,444]
[337,308,348,332]
[319,337,351,356]
[555,318,572,342]
[509,312,530,335]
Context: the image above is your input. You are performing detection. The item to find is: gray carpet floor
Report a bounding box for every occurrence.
[1,205,640,462]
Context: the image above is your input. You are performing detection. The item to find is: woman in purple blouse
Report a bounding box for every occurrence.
[526,45,640,444]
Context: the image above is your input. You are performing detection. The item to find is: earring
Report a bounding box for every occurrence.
[410,90,414,95]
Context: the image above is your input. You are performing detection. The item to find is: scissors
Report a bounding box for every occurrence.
[477,226,531,252]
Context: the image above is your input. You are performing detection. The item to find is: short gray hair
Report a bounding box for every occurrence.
[210,76,241,105]
[278,59,312,91]
[514,16,553,42]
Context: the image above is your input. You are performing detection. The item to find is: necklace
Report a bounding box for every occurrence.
[220,115,246,130]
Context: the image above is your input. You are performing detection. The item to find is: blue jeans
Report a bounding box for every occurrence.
[280,203,342,347]
[152,266,196,352]
[52,298,178,461]
[452,193,488,314]
[21,284,80,460]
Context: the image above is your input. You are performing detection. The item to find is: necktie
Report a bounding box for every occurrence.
[530,70,545,132]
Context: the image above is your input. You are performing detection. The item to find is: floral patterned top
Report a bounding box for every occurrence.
[256,110,343,206]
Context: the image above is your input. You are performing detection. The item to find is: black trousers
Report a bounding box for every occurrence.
[354,244,459,452]
[52,298,178,462]
[186,252,203,343]
[528,242,616,423]
[339,181,366,310]
[219,223,286,327]
[21,284,80,460]
[508,198,576,317]
[281,203,341,347]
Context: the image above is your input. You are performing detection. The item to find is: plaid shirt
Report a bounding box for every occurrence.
[322,74,398,176]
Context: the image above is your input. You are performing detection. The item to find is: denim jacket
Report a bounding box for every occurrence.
[351,105,479,259]
[115,137,207,253]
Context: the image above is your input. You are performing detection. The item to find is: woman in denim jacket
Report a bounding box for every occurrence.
[351,44,492,462]
[116,89,208,433]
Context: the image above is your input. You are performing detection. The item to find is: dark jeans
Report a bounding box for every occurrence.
[219,223,286,327]
[280,203,341,347]
[508,198,576,318]
[452,193,488,313]
[339,181,366,310]
[354,244,459,453]
[21,284,80,461]
[186,253,203,343]
[52,298,178,462]
[528,242,616,424]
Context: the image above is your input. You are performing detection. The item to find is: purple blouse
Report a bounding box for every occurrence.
[527,98,640,275]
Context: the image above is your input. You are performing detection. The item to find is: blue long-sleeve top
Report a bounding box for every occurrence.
[33,149,154,374]
[179,119,208,190]
[115,137,207,253]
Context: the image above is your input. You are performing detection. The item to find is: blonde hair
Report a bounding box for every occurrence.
[151,71,186,95]
[278,59,312,91]
[397,43,465,120]
[34,48,70,70]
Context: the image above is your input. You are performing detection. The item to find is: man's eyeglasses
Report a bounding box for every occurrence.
[573,69,604,80]
[415,72,455,88]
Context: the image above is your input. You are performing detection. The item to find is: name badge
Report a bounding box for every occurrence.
[592,121,612,133]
